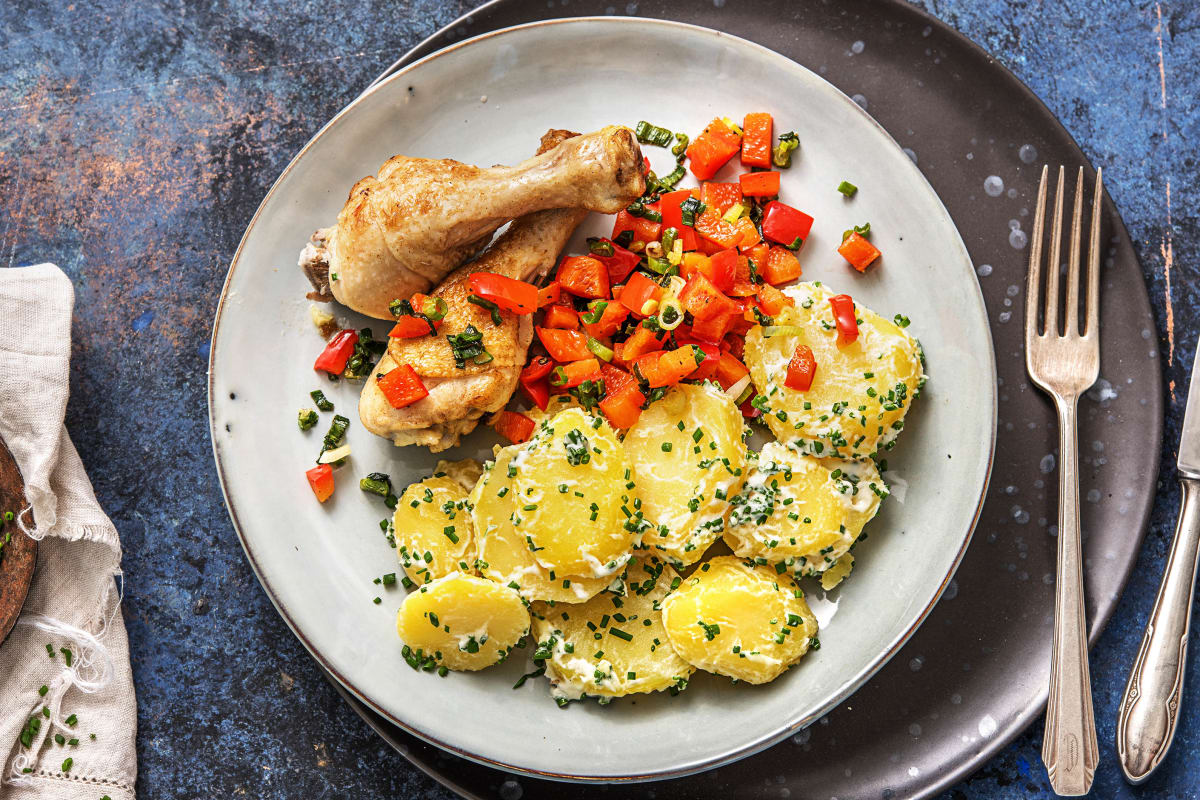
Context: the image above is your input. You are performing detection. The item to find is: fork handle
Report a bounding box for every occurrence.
[1042,395,1099,796]
[1116,477,1200,783]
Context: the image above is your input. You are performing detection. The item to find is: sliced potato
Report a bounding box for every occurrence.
[723,442,884,577]
[820,553,854,590]
[531,557,693,701]
[512,407,640,579]
[393,475,475,585]
[660,556,818,684]
[743,281,925,458]
[624,383,749,568]
[469,446,608,603]
[434,458,483,491]
[395,572,529,671]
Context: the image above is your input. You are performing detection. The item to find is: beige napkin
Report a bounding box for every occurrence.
[0,264,136,799]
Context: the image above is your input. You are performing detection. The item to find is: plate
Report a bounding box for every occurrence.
[332,1,1163,798]
[209,17,995,781]
[0,436,35,647]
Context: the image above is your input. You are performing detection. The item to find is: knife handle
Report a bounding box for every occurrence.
[1117,476,1200,783]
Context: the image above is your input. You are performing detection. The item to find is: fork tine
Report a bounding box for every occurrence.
[1085,168,1103,337]
[1043,166,1066,336]
[1064,167,1085,335]
[1025,165,1049,347]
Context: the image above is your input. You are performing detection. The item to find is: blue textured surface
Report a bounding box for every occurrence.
[0,0,1197,797]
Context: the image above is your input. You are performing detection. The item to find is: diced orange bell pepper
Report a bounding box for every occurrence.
[306,464,335,503]
[599,362,636,396]
[729,253,757,297]
[537,281,561,308]
[612,210,662,247]
[620,325,669,361]
[582,301,630,339]
[556,255,611,299]
[536,327,593,362]
[677,338,720,381]
[693,207,745,250]
[714,352,750,390]
[636,346,704,388]
[377,364,429,409]
[493,410,536,444]
[468,273,539,314]
[702,249,739,293]
[756,283,793,316]
[738,170,780,197]
[838,231,881,272]
[542,304,579,330]
[552,358,602,389]
[685,118,742,181]
[740,113,773,169]
[689,309,741,344]
[598,384,646,429]
[700,182,744,216]
[678,272,742,321]
[762,246,802,285]
[680,252,711,280]
[734,218,761,253]
[617,272,663,316]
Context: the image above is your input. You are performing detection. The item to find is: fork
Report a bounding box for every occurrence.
[1024,165,1103,796]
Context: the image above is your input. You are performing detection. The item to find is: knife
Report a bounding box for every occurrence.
[1116,345,1200,783]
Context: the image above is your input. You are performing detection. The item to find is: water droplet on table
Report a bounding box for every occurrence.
[984,175,1004,196]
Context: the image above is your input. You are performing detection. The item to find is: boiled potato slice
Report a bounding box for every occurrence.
[531,557,693,701]
[743,281,925,458]
[624,383,749,568]
[469,445,608,603]
[724,442,885,577]
[395,572,529,671]
[393,475,475,585]
[434,458,483,491]
[820,553,854,590]
[660,556,818,684]
[512,407,640,579]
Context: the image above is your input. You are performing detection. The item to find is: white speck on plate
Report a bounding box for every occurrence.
[998,311,1011,323]
[1087,489,1101,503]
[977,263,993,277]
[1006,187,1018,198]
[903,147,918,164]
[851,93,868,109]
[984,175,1004,196]
[1006,284,1020,296]
[908,723,922,737]
[1009,228,1029,249]
[1019,144,1038,163]
[908,766,921,777]
[943,579,958,600]
[1012,505,1029,524]
[978,714,998,737]
[851,40,865,54]
[966,152,974,160]
[1086,377,1118,404]
[1009,219,1022,230]
[950,692,962,705]
[1040,454,1056,473]
[910,656,924,671]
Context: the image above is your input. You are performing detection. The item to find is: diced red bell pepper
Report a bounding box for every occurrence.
[685,118,742,181]
[729,252,758,297]
[542,304,580,330]
[678,272,741,321]
[536,327,593,362]
[702,248,739,293]
[693,207,745,250]
[377,364,429,408]
[599,384,645,429]
[838,232,882,272]
[520,355,554,383]
[829,294,859,345]
[738,170,780,197]
[700,182,744,216]
[714,352,750,390]
[677,338,720,381]
[658,190,700,250]
[612,210,662,247]
[761,201,814,249]
[556,255,610,299]
[599,362,636,395]
[688,309,741,344]
[740,396,763,419]
[493,410,536,444]
[552,358,602,389]
[620,325,668,361]
[389,317,435,338]
[785,345,816,391]
[762,246,802,284]
[537,281,561,308]
[726,333,746,360]
[582,301,630,339]
[306,464,335,503]
[756,283,793,316]
[697,236,726,256]
[734,218,761,253]
[468,273,538,315]
[591,239,642,284]
[636,346,704,388]
[314,329,358,375]
[740,113,773,169]
[617,272,663,316]
[522,378,550,411]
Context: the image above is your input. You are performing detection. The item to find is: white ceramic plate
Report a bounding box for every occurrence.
[209,17,995,782]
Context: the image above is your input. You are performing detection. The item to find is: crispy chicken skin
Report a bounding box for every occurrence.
[358,130,591,451]
[301,126,644,319]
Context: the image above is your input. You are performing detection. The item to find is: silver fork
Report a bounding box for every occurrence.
[1024,165,1103,796]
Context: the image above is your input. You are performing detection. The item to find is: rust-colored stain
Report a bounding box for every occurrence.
[1154,1,1176,380]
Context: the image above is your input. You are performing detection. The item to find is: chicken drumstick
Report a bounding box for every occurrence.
[302,125,643,320]
[358,131,591,451]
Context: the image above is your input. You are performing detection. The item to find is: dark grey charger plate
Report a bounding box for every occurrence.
[330,1,1164,797]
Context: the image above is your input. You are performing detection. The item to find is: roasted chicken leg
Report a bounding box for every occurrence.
[302,125,644,319]
[359,203,587,450]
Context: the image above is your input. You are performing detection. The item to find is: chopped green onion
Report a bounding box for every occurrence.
[837,180,858,197]
[842,222,871,242]
[772,131,800,168]
[661,228,679,255]
[359,472,392,497]
[447,325,492,368]
[580,300,609,325]
[645,255,672,275]
[420,296,448,321]
[586,337,614,362]
[671,132,689,158]
[658,163,686,189]
[468,295,503,326]
[297,408,318,431]
[321,414,350,453]
[626,200,662,223]
[658,298,683,330]
[634,121,675,147]
[679,197,706,227]
[722,202,746,224]
[587,238,614,257]
[309,389,334,411]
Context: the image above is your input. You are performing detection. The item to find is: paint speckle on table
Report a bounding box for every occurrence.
[851,40,865,54]
[1009,227,1029,249]
[977,263,993,277]
[984,175,1004,196]
[1018,144,1038,164]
